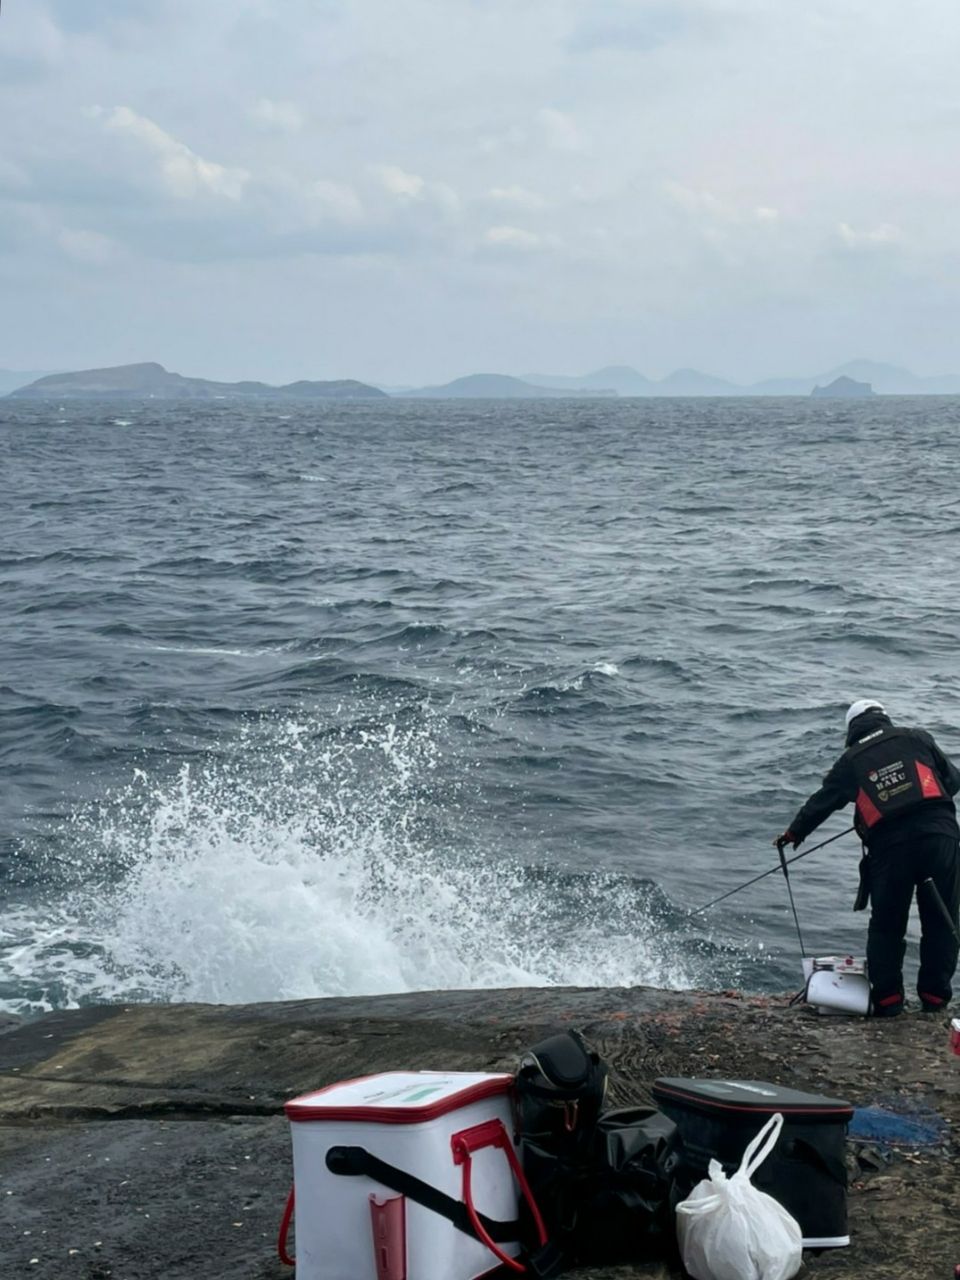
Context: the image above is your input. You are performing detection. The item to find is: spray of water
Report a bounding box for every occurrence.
[2,707,729,1015]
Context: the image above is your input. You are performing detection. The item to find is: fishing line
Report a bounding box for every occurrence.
[689,826,855,916]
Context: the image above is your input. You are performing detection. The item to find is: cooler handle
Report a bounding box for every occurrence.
[277,1184,296,1266]
[451,1118,549,1275]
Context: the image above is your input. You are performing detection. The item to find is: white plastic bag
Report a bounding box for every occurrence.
[675,1112,802,1280]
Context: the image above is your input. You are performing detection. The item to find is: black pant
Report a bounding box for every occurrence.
[867,834,960,1005]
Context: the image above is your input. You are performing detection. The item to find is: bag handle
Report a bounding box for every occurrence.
[451,1118,549,1276]
[738,1112,784,1182]
[677,1113,785,1223]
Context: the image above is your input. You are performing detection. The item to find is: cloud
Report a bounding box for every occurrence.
[91,106,250,201]
[0,5,66,80]
[487,185,547,210]
[482,226,552,251]
[664,181,730,219]
[307,180,364,224]
[568,2,691,54]
[375,165,426,200]
[538,108,588,153]
[837,221,902,249]
[665,184,781,229]
[0,159,31,193]
[45,0,181,33]
[4,0,960,381]
[57,227,119,265]
[249,98,304,133]
[476,125,528,156]
[372,165,460,215]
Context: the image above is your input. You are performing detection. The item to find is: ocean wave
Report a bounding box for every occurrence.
[424,481,480,496]
[659,503,737,515]
[355,623,502,652]
[621,655,691,681]
[0,711,720,1015]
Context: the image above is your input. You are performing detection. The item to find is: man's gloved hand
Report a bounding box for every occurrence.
[773,831,796,853]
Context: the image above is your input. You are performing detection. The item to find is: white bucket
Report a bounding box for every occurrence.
[282,1070,542,1280]
[802,956,870,1016]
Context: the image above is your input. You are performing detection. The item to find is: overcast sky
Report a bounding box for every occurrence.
[2,0,959,384]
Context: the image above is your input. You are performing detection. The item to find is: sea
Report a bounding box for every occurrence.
[3,395,960,1019]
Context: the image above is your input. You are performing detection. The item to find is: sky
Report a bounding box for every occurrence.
[2,0,960,385]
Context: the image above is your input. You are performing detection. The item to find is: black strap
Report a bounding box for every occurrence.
[325,1145,522,1244]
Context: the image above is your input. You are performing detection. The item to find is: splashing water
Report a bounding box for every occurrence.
[1,708,732,1016]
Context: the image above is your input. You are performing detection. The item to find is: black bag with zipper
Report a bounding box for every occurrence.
[515,1030,606,1262]
[516,1031,681,1268]
[516,1029,608,1145]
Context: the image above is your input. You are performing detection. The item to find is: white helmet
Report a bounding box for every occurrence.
[845,698,885,728]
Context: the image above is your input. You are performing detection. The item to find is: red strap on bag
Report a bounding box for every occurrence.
[277,1186,296,1266]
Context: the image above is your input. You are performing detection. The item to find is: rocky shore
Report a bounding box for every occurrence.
[1,986,957,1279]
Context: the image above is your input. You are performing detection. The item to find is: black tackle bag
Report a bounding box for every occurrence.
[516,1032,682,1268]
[583,1106,683,1264]
[515,1028,608,1146]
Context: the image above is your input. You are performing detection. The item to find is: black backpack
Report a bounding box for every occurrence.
[515,1029,608,1146]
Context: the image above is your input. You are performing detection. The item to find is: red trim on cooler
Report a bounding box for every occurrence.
[285,1073,513,1124]
[916,762,944,799]
[855,787,883,828]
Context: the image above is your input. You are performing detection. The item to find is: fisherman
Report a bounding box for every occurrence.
[774,699,960,1017]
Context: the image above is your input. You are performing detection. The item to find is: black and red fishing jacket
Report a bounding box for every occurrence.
[788,708,960,852]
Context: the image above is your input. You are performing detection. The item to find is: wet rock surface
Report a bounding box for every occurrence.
[0,986,957,1278]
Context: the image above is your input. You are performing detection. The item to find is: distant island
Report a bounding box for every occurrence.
[5,357,960,401]
[523,359,960,397]
[398,373,616,399]
[810,375,875,399]
[7,362,386,401]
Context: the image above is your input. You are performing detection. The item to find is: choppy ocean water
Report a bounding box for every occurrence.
[3,395,960,1017]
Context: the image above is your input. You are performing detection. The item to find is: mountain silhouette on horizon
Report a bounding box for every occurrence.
[7,357,960,401]
[524,358,960,396]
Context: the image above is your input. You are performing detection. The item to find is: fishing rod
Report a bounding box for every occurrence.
[777,841,806,958]
[689,825,855,916]
[921,877,960,948]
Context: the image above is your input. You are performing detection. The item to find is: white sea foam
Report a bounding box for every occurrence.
[1,711,710,1016]
[146,644,267,657]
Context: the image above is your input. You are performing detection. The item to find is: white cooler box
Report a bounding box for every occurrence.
[280,1070,549,1280]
